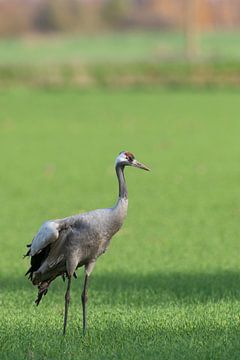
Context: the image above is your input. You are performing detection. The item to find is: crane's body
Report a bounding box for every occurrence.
[25,151,149,335]
[28,198,128,285]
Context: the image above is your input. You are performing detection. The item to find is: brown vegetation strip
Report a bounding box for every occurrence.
[0,62,240,89]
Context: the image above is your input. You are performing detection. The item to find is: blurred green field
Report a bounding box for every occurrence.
[1,31,240,89]
[0,31,239,65]
[1,88,240,359]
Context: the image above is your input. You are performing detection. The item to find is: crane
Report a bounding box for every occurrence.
[25,151,150,335]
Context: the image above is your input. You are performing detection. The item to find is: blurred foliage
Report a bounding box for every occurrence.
[0,61,239,89]
[101,0,131,28]
[0,0,239,36]
[34,0,82,32]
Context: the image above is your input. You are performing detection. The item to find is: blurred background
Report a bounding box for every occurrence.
[0,0,239,87]
[1,2,240,358]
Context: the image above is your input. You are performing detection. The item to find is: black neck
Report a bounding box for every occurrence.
[116,164,128,199]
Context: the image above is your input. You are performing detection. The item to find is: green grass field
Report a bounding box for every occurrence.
[1,88,240,359]
[0,31,239,65]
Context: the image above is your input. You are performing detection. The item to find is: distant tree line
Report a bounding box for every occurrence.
[0,0,239,36]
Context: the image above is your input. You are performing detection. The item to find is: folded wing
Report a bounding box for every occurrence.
[30,221,60,256]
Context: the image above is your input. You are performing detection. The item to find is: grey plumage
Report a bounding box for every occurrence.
[25,151,150,335]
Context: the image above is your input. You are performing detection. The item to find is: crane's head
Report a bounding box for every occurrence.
[116,151,150,171]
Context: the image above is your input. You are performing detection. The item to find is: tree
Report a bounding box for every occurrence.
[184,0,199,59]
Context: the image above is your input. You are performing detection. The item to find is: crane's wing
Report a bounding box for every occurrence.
[30,221,61,256]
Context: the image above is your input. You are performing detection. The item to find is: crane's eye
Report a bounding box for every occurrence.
[124,152,134,162]
[127,156,133,162]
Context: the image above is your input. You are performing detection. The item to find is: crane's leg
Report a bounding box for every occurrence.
[81,261,95,336]
[81,273,89,336]
[63,275,72,336]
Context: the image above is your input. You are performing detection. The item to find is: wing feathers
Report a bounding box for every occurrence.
[30,221,60,256]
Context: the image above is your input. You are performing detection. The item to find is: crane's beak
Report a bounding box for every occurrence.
[132,159,150,171]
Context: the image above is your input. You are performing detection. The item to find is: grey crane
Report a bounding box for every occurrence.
[25,151,150,335]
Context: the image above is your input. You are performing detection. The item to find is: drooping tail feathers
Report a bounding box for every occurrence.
[25,244,51,282]
[24,242,78,306]
[34,273,77,306]
[35,281,51,306]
